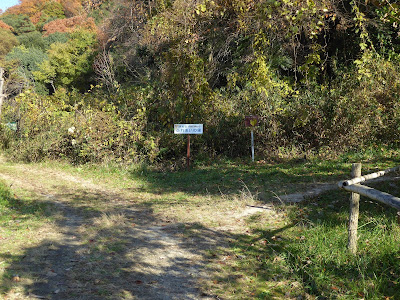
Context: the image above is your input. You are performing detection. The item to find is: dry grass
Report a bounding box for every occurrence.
[93,213,129,229]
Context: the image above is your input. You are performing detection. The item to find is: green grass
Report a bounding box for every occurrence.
[0,180,48,225]
[207,188,400,299]
[0,180,51,295]
[128,148,400,197]
[287,192,400,299]
[36,146,400,197]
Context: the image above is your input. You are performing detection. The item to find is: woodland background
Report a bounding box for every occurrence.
[1,0,400,166]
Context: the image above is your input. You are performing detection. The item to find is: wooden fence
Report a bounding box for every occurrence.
[338,163,400,254]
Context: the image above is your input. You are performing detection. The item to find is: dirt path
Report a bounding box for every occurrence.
[0,162,224,300]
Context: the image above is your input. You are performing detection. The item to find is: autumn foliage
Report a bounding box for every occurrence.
[0,20,14,32]
[4,0,400,163]
[60,0,83,17]
[7,0,55,17]
[43,14,97,35]
[5,0,83,19]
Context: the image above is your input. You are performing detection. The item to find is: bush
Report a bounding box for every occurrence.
[1,88,160,165]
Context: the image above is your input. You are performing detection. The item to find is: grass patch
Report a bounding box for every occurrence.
[206,188,400,299]
[33,147,400,199]
[0,180,52,296]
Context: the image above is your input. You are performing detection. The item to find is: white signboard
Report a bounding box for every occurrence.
[174,124,203,134]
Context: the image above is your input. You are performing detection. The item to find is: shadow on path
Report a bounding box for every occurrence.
[1,182,230,299]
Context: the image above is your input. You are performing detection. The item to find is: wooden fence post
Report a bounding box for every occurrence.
[348,163,362,254]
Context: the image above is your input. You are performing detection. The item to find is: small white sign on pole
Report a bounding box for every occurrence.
[174,124,203,134]
[174,124,203,170]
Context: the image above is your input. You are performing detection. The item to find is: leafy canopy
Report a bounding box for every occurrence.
[34,29,97,90]
[0,28,19,58]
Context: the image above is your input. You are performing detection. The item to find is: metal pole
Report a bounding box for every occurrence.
[0,67,4,121]
[251,130,254,162]
[187,134,190,170]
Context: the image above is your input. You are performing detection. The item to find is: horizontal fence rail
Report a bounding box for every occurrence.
[341,184,400,210]
[338,166,400,188]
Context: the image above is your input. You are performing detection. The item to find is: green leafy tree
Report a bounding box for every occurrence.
[34,1,66,31]
[34,29,97,91]
[5,45,48,94]
[17,31,71,51]
[0,14,36,35]
[43,32,70,48]
[6,45,48,73]
[42,1,65,19]
[17,31,46,50]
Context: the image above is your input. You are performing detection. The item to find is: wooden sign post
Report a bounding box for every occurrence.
[174,124,203,169]
[245,116,259,162]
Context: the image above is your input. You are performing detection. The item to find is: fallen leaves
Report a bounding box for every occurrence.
[271,235,282,241]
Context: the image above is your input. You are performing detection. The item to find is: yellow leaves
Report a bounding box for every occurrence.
[195,4,207,15]
[307,0,315,7]
[354,50,375,80]
[360,42,368,50]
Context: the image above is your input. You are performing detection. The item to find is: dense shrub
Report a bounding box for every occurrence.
[1,88,159,164]
[17,31,47,50]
